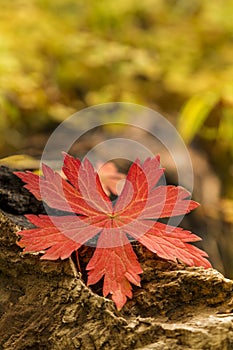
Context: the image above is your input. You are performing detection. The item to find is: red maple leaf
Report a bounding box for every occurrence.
[15,154,211,310]
[96,161,126,196]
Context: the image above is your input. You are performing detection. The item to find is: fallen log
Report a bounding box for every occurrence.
[0,166,232,350]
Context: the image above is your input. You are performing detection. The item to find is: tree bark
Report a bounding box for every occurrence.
[0,166,233,350]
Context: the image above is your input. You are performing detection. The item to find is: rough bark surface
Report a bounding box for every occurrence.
[0,166,233,350]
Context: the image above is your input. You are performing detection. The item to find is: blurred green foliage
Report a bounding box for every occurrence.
[0,0,232,196]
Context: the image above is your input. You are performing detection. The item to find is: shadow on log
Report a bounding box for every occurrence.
[0,166,233,349]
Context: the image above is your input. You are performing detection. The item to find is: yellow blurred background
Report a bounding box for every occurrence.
[0,0,232,275]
